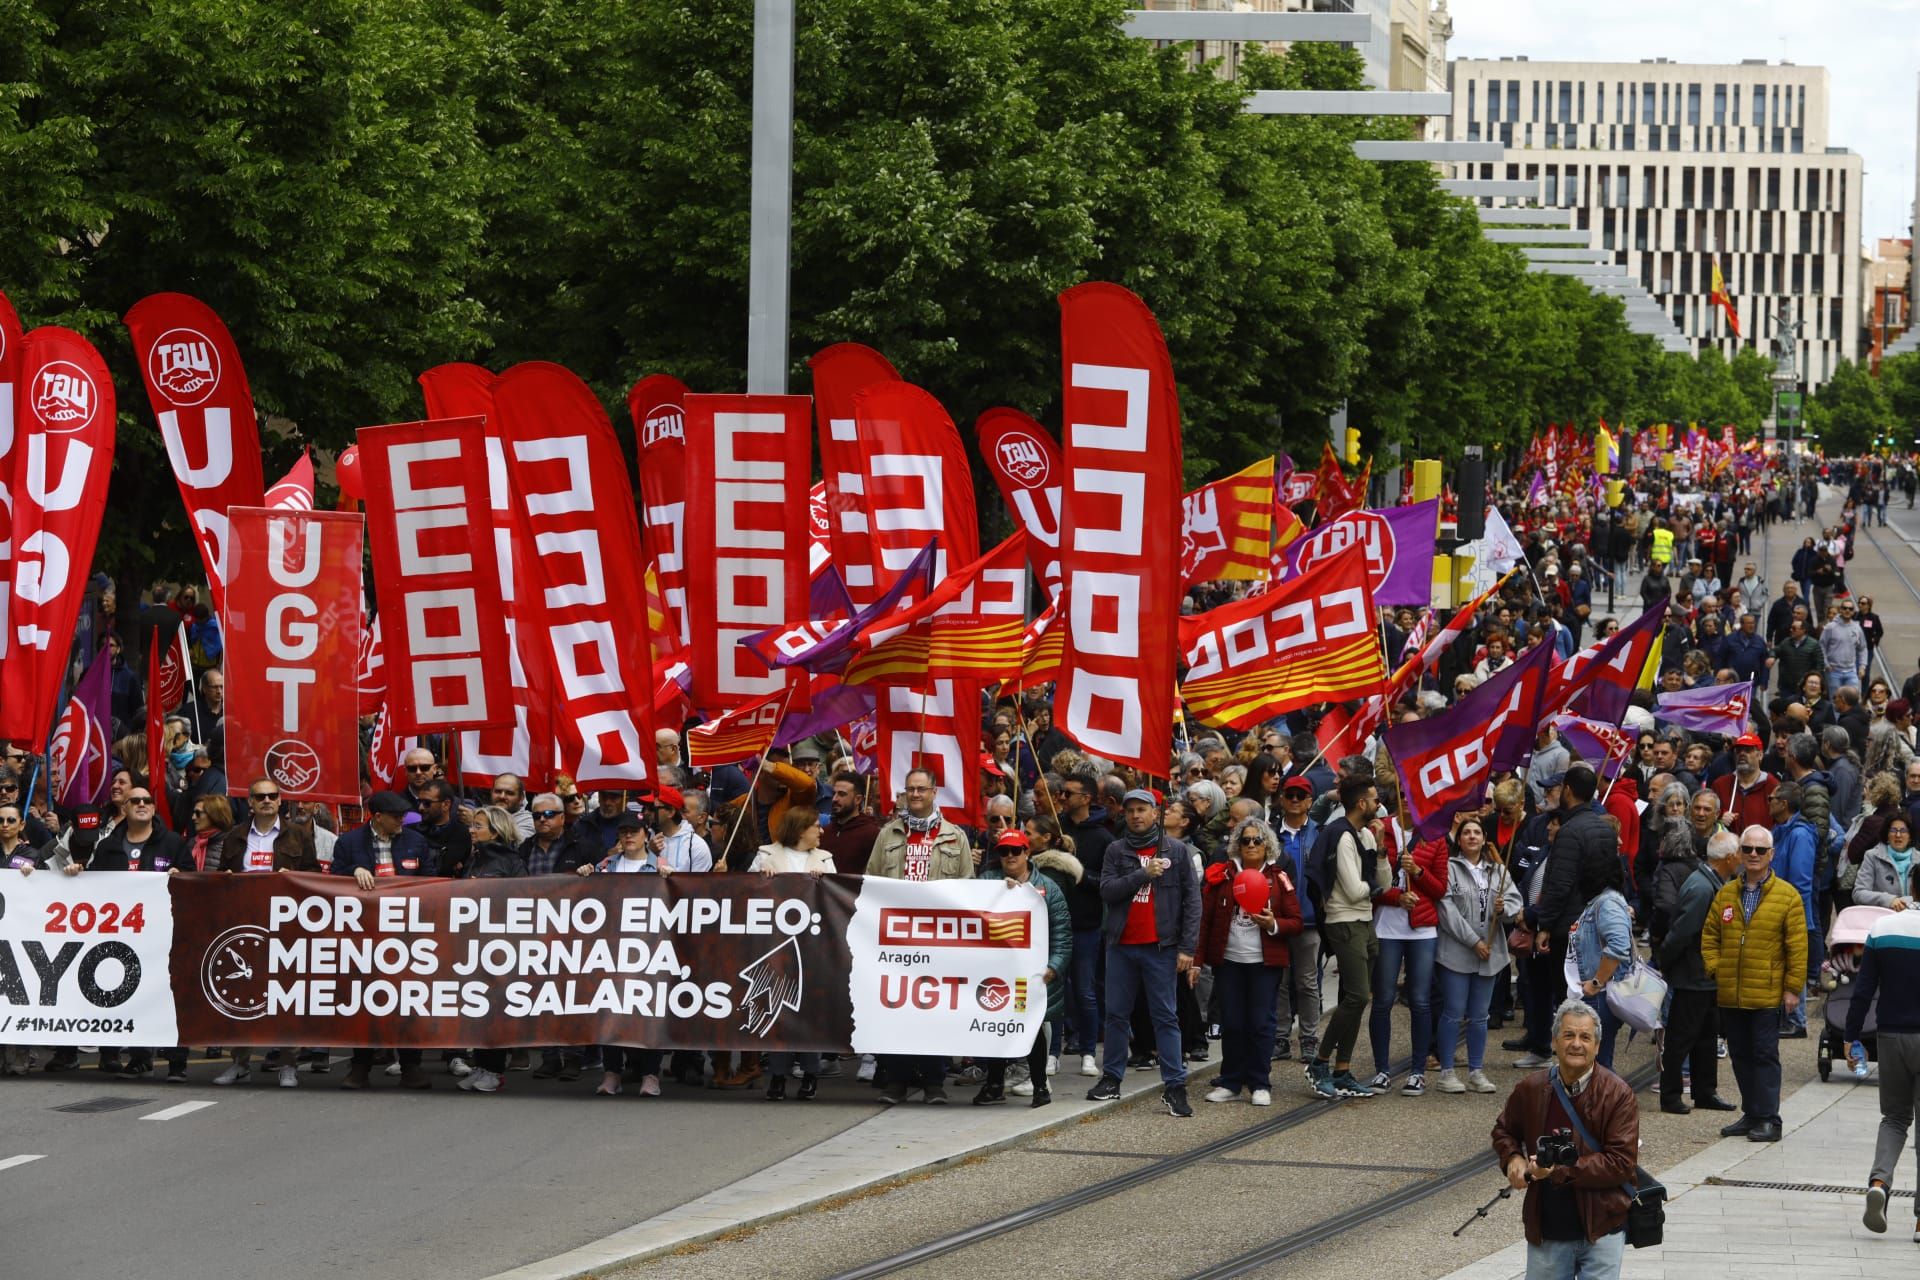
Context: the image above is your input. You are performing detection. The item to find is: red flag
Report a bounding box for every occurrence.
[356,613,387,716]
[1178,544,1383,729]
[810,343,900,607]
[628,373,690,649]
[1311,442,1350,520]
[1181,457,1276,586]
[419,363,551,788]
[146,628,173,829]
[122,294,267,619]
[807,481,832,579]
[266,450,316,510]
[1004,594,1065,693]
[688,689,789,769]
[682,393,813,712]
[976,407,1063,600]
[223,508,364,801]
[158,621,192,715]
[491,362,659,789]
[0,290,24,600]
[1055,283,1182,775]
[0,327,117,747]
[356,416,512,734]
[848,380,985,819]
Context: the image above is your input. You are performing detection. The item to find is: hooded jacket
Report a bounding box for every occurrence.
[1437,853,1524,976]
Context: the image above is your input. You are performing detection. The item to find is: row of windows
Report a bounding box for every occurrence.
[1464,120,1807,155]
[1465,162,1849,215]
[1465,76,1810,132]
[1648,290,1849,351]
[1587,211,1841,278]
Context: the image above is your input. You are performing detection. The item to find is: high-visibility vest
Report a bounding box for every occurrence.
[1651,528,1675,564]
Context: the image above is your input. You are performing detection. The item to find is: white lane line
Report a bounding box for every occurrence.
[0,1154,48,1172]
[142,1101,218,1122]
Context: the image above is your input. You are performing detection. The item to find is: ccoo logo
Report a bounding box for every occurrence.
[148,327,221,406]
[641,403,684,448]
[33,361,100,434]
[995,432,1051,489]
[1296,510,1396,586]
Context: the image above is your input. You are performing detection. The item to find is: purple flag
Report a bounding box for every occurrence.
[1549,713,1635,779]
[773,681,876,749]
[1526,470,1547,506]
[1655,680,1755,737]
[1387,640,1555,840]
[741,541,938,676]
[1280,498,1437,607]
[50,644,112,808]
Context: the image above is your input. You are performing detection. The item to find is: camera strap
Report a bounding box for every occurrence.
[1548,1070,1639,1201]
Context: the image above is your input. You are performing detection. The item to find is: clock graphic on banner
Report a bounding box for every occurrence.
[200,926,272,1020]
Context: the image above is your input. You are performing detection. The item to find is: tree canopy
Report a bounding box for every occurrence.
[0,0,1796,582]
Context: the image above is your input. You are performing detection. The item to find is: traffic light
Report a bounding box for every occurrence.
[1344,427,1362,467]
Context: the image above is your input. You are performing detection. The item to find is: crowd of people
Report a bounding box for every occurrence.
[4,453,1919,1265]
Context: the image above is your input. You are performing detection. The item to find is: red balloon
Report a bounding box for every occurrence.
[336,444,363,500]
[1232,869,1269,916]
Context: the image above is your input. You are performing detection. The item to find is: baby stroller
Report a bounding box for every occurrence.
[1819,905,1891,1082]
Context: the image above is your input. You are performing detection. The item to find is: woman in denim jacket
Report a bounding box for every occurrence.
[1568,850,1637,1069]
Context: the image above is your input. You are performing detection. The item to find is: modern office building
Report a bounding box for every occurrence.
[1139,0,1451,106]
[1445,57,1863,387]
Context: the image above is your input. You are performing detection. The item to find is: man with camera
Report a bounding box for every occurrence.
[1491,998,1641,1279]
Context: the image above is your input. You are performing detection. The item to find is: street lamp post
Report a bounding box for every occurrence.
[1771,302,1803,518]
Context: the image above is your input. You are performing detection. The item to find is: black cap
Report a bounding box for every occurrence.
[616,814,645,833]
[366,791,410,816]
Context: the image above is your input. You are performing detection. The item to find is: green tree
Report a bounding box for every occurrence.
[1808,359,1892,455]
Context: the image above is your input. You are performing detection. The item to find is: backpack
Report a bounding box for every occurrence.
[1303,816,1350,920]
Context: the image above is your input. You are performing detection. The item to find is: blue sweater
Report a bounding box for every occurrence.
[1846,910,1920,1039]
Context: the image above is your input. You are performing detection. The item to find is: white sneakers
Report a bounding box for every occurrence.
[458,1069,503,1093]
[856,1054,878,1083]
[448,1056,474,1078]
[1010,1079,1035,1097]
[1045,1055,1059,1076]
[278,1066,299,1089]
[638,1074,662,1097]
[1435,1069,1467,1093]
[1079,1054,1099,1077]
[1205,1086,1239,1103]
[1467,1070,1499,1094]
[1250,1089,1272,1107]
[385,1060,403,1077]
[213,1062,250,1086]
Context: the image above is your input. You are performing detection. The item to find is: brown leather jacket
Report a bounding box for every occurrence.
[213,821,320,873]
[1491,1064,1639,1244]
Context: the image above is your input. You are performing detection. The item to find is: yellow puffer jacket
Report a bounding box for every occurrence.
[1700,873,1809,1011]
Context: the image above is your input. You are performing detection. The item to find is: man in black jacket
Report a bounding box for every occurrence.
[1086,789,1202,1117]
[1656,831,1739,1114]
[1518,766,1617,1069]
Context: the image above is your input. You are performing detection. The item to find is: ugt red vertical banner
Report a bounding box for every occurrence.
[123,293,267,619]
[682,394,811,712]
[976,406,1063,602]
[356,417,511,734]
[628,374,690,651]
[223,508,364,801]
[1056,283,1183,776]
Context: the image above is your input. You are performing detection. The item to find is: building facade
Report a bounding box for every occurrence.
[1865,238,1911,371]
[1445,57,1863,387]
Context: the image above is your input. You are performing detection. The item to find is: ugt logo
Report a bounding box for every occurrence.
[641,404,684,447]
[148,328,221,406]
[33,361,98,433]
[996,432,1051,488]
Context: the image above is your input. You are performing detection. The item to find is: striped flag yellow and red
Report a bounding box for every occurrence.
[1181,457,1276,586]
[843,534,1026,686]
[1178,543,1384,729]
[1001,595,1064,692]
[687,688,790,769]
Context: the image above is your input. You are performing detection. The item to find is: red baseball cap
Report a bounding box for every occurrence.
[1734,733,1763,749]
[648,786,686,810]
[994,829,1030,850]
[978,752,1005,777]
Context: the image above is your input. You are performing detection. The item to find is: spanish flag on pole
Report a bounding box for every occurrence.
[1710,259,1741,338]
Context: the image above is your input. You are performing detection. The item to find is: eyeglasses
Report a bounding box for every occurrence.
[0,784,17,794]
[1740,844,1771,854]
[191,810,206,820]
[1239,835,1264,845]
[185,763,205,774]
[128,795,154,806]
[251,791,280,801]
[405,763,435,774]
[0,817,19,826]
[533,809,563,820]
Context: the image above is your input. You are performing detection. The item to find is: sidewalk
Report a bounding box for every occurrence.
[1440,1076,1917,1279]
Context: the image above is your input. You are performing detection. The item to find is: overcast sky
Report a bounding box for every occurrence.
[1448,0,1919,247]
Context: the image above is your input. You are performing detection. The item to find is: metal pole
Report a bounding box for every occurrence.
[746,0,795,395]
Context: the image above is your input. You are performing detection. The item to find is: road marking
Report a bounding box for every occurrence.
[142,1101,218,1122]
[0,1154,48,1172]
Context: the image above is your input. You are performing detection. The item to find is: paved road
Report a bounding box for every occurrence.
[0,1056,880,1279]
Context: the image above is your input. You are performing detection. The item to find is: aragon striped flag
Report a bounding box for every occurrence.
[1003,594,1064,692]
[843,534,1027,686]
[688,689,789,769]
[1181,457,1275,586]
[1178,542,1383,730]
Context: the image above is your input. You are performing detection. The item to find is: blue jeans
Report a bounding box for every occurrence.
[1834,670,1861,692]
[1524,1230,1624,1279]
[1214,960,1283,1092]
[1436,966,1497,1072]
[1369,935,1436,1075]
[1070,926,1104,1052]
[1581,994,1624,1069]
[1102,942,1184,1087]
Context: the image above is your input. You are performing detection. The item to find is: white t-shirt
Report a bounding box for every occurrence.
[1375,821,1436,941]
[610,855,651,875]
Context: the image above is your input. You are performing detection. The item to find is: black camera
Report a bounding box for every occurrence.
[1535,1129,1579,1169]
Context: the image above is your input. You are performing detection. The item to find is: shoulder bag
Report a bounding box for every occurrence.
[1550,1071,1667,1248]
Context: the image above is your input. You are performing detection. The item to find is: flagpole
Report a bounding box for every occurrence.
[1013,698,1060,826]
